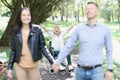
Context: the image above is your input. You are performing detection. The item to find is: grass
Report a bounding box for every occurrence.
[43,20,77,28]
[105,21,119,26]
[112,31,120,42]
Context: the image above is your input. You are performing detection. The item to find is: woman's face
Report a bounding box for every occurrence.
[21,9,31,25]
[53,26,61,35]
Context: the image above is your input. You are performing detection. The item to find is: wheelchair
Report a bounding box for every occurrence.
[0,52,16,80]
[47,41,74,75]
[0,52,8,79]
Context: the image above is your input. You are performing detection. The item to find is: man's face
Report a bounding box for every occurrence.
[86,4,99,20]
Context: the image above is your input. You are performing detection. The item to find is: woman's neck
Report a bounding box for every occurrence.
[22,24,30,30]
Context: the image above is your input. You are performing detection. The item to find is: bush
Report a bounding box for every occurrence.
[113,61,120,79]
[0,29,3,38]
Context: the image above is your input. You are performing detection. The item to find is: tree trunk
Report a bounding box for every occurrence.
[0,0,63,46]
[118,0,120,30]
[81,3,84,21]
[0,0,22,46]
[66,1,69,22]
[0,17,14,46]
[60,4,64,21]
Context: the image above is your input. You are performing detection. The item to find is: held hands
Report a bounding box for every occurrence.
[7,70,13,79]
[104,71,113,80]
[52,63,60,73]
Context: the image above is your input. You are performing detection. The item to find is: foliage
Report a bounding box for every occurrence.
[1,0,64,23]
[114,61,120,79]
[0,1,10,16]
[112,31,120,42]
[0,0,64,46]
[103,59,120,79]
[101,7,112,22]
[0,29,3,38]
[44,20,77,28]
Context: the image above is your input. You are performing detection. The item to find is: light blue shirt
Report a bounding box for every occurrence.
[56,21,113,69]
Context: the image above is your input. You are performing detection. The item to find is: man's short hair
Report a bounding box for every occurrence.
[87,2,99,9]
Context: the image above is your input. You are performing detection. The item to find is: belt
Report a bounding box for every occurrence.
[77,64,102,70]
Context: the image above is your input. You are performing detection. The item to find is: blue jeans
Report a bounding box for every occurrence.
[75,66,104,80]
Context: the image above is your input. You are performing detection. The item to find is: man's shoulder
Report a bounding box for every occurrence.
[97,22,111,33]
[98,22,110,29]
[75,23,87,30]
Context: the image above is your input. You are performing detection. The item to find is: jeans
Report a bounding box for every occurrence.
[75,66,104,80]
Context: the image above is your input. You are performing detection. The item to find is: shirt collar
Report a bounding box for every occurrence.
[84,21,100,27]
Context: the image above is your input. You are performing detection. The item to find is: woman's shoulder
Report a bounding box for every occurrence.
[32,24,41,29]
[32,24,42,33]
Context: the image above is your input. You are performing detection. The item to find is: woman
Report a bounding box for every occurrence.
[7,7,55,80]
[41,23,76,71]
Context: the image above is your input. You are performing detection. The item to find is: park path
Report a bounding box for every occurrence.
[112,39,120,63]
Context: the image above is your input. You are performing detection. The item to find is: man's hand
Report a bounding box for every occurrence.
[52,63,60,73]
[104,71,113,80]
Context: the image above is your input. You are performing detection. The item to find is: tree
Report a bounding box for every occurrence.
[0,0,63,46]
[118,0,120,30]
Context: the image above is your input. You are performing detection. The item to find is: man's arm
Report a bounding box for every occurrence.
[52,26,79,72]
[105,27,113,70]
[105,27,113,80]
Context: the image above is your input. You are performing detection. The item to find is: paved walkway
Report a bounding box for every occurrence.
[112,39,120,63]
[39,52,78,80]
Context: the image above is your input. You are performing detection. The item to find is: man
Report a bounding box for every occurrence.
[52,2,113,80]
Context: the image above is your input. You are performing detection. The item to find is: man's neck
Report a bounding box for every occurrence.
[87,18,97,27]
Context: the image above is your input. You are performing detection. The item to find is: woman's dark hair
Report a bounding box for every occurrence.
[15,7,32,32]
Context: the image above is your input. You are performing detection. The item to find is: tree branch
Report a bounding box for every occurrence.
[1,0,13,10]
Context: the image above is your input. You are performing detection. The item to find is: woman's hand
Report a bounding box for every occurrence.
[7,69,13,79]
